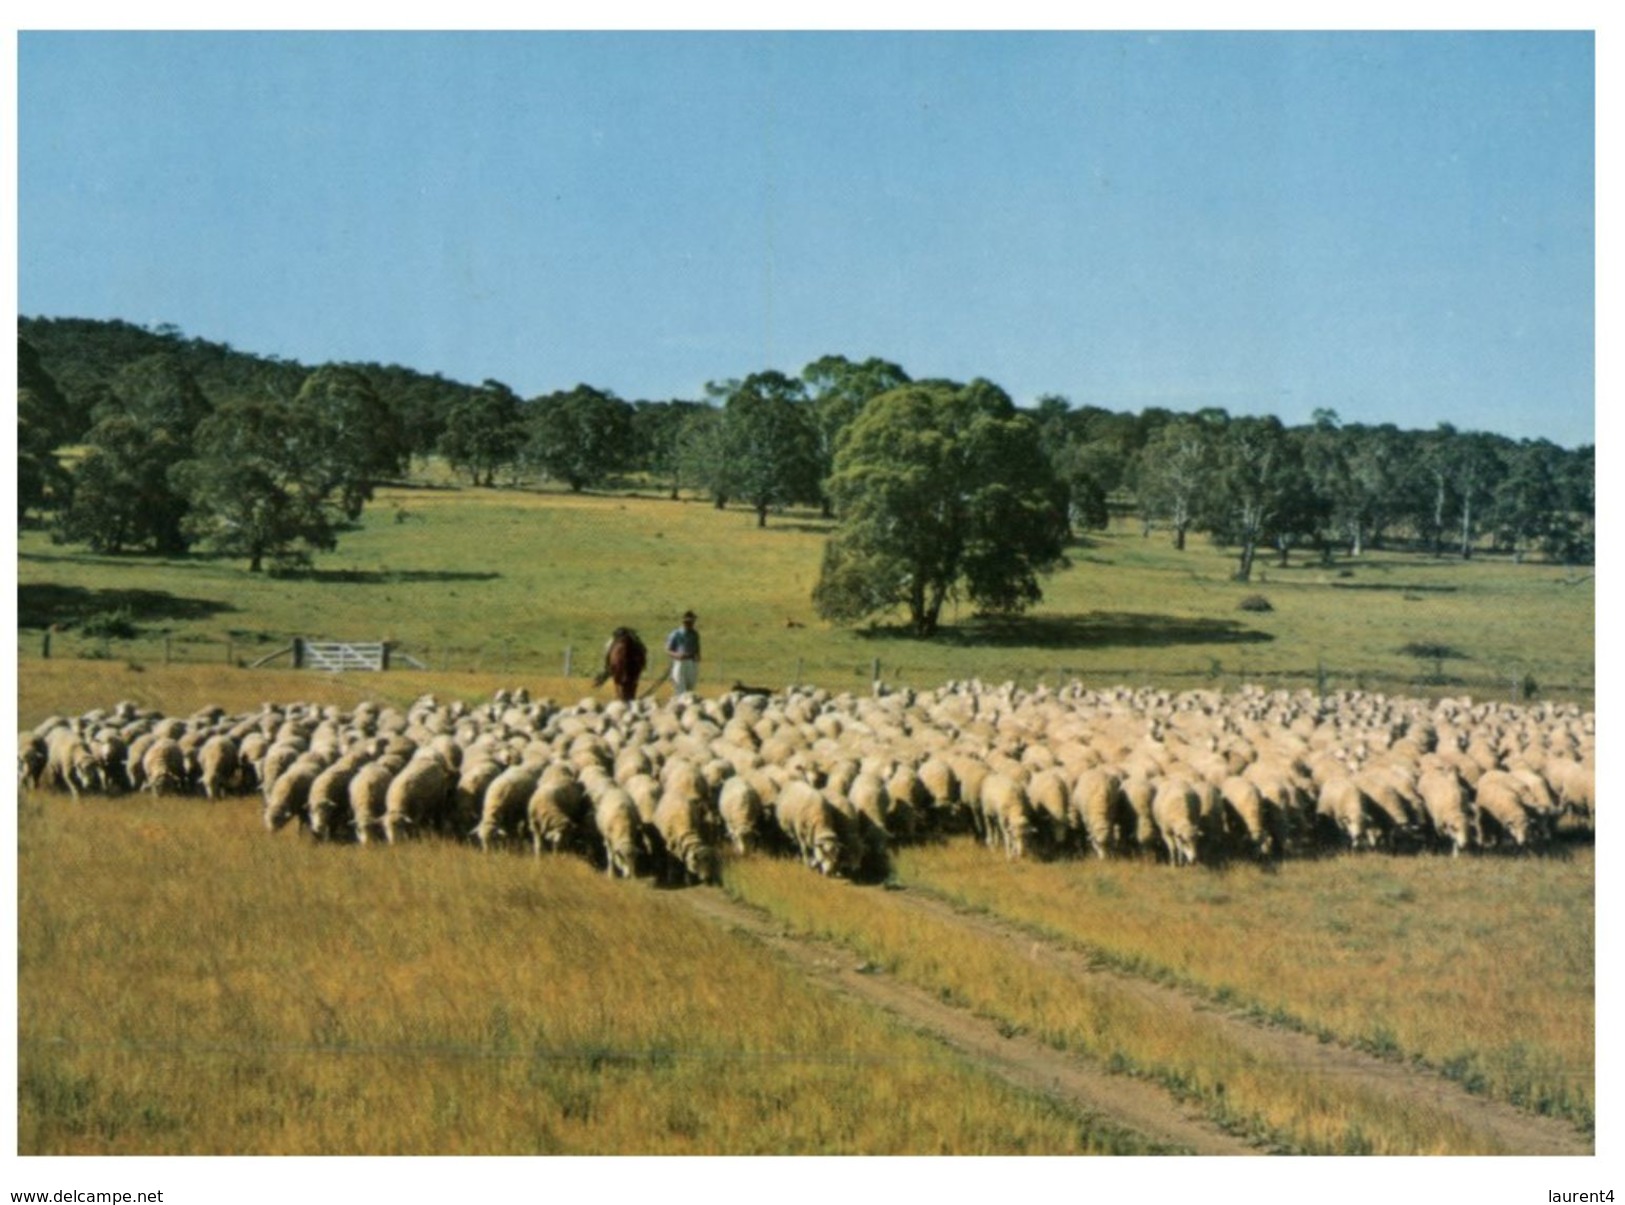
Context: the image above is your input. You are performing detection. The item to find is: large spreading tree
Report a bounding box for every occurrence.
[524,384,635,491]
[174,397,346,572]
[813,379,1069,636]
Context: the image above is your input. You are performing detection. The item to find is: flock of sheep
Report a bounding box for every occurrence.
[21,680,1595,882]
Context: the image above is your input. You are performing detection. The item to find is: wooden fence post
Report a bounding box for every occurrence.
[563,646,573,678]
[42,630,51,659]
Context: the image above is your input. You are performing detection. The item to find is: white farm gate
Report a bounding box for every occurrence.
[248,638,426,672]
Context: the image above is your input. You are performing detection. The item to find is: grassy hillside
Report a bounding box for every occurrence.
[14,481,1595,713]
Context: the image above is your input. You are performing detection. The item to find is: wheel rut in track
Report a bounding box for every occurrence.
[885,884,1592,1157]
[674,883,1591,1156]
[675,887,1261,1156]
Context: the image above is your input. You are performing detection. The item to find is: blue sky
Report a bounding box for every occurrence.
[17,30,1595,446]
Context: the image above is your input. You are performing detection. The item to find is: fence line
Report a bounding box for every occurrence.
[17,630,1596,707]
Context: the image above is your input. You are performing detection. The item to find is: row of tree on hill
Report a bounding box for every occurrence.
[17,317,1594,635]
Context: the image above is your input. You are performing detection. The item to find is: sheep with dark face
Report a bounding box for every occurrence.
[18,732,48,792]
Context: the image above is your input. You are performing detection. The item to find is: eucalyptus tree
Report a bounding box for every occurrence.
[438,379,526,486]
[802,354,911,515]
[1132,415,1219,549]
[712,370,824,526]
[524,384,635,491]
[813,379,1068,636]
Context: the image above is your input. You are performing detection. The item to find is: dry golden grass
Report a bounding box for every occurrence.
[723,846,1591,1154]
[16,791,1152,1155]
[890,841,1594,1130]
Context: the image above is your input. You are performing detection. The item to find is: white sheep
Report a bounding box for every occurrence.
[1416,766,1474,856]
[381,749,454,844]
[1070,766,1127,859]
[980,773,1036,860]
[264,752,327,832]
[653,789,721,885]
[197,734,241,801]
[474,763,543,850]
[773,780,855,877]
[1150,777,1202,867]
[592,786,646,878]
[140,737,187,799]
[348,757,403,845]
[716,775,765,855]
[527,765,586,855]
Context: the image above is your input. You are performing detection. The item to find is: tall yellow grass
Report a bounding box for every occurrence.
[16,792,1150,1155]
[724,845,1592,1154]
[892,842,1594,1130]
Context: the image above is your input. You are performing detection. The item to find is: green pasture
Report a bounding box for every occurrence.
[15,479,1594,710]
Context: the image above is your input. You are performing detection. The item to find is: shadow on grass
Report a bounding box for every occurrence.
[266,568,501,585]
[18,583,236,631]
[861,611,1275,650]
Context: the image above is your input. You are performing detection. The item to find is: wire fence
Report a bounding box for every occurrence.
[19,628,1596,709]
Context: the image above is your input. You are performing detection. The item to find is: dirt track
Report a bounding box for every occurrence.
[675,884,1592,1157]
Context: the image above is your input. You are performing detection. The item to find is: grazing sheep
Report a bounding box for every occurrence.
[774,780,855,877]
[348,757,403,845]
[1150,777,1203,867]
[381,749,454,844]
[264,753,326,832]
[653,790,721,885]
[452,755,510,835]
[46,730,104,801]
[18,732,48,792]
[1119,774,1159,855]
[1473,770,1535,849]
[946,754,993,841]
[91,731,132,794]
[1416,767,1475,856]
[592,786,646,878]
[474,764,543,850]
[717,776,765,855]
[1070,767,1128,859]
[527,765,586,855]
[1352,766,1423,850]
[258,740,307,802]
[980,773,1036,860]
[1025,768,1073,853]
[1316,777,1372,850]
[197,735,241,801]
[916,755,964,831]
[1545,757,1594,824]
[1217,774,1283,859]
[140,738,188,799]
[307,754,370,841]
